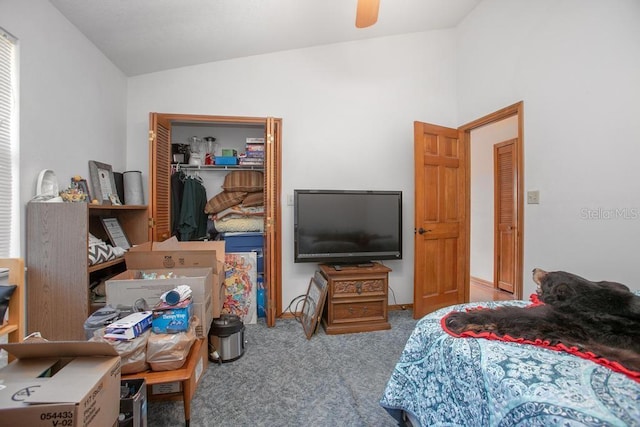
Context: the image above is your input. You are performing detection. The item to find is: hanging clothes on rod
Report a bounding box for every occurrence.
[176,171,208,241]
[171,169,186,237]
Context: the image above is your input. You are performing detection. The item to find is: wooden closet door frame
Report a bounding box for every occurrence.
[148,113,282,327]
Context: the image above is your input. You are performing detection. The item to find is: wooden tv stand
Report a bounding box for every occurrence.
[319,262,391,334]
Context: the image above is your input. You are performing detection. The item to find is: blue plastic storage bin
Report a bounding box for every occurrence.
[215,156,238,165]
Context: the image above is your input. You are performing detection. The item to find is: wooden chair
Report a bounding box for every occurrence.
[0,258,25,362]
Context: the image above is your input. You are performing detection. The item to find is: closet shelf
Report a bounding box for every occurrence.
[175,164,263,172]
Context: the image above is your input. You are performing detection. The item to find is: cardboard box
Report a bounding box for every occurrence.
[152,299,192,334]
[106,268,212,338]
[0,341,121,427]
[119,378,146,427]
[148,338,208,398]
[125,238,225,319]
[105,311,153,340]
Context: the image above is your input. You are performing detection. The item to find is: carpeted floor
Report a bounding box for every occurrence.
[147,310,418,426]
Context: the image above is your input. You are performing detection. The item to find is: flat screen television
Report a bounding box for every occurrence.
[294,189,403,264]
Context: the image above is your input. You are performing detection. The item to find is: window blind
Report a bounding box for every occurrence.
[0,28,16,257]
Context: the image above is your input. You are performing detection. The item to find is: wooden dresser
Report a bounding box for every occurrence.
[319,263,391,334]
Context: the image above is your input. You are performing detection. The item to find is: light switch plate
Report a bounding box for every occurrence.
[527,190,540,204]
[287,194,294,206]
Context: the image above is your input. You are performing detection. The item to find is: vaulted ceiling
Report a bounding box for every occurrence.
[49,0,481,76]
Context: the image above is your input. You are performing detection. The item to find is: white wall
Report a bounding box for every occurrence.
[470,116,517,282]
[127,30,459,308]
[13,0,636,314]
[0,0,127,255]
[458,0,640,292]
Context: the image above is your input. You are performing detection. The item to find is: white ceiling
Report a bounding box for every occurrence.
[49,0,482,77]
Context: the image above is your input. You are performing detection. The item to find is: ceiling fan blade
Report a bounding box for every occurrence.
[356,0,380,28]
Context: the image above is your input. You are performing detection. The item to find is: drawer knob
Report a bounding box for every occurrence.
[356,282,362,294]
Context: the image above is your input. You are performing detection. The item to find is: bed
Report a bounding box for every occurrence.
[380,297,640,427]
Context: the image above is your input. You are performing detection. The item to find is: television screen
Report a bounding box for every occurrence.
[294,190,402,264]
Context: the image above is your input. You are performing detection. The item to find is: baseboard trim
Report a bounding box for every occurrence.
[470,275,495,289]
[278,303,413,319]
[388,304,412,311]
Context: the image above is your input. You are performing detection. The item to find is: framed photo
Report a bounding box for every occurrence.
[73,178,91,201]
[301,274,328,339]
[101,217,131,250]
[89,161,120,205]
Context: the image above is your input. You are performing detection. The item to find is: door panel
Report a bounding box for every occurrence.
[414,122,466,318]
[494,139,517,293]
[264,117,282,326]
[149,113,172,241]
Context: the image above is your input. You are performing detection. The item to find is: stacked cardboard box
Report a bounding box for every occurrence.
[106,238,225,338]
[0,341,121,426]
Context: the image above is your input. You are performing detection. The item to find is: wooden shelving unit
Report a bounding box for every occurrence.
[26,202,148,340]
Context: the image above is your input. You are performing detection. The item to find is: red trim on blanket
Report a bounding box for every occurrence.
[441,294,640,383]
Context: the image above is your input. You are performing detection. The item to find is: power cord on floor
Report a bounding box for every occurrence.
[388,285,407,310]
[378,261,407,310]
[283,294,308,322]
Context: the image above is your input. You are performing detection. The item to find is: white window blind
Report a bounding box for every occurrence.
[0,28,17,257]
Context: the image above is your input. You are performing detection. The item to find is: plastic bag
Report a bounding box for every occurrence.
[91,328,150,374]
[146,316,198,371]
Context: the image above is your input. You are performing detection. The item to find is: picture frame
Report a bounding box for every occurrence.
[73,178,91,201]
[101,217,131,250]
[301,274,328,339]
[88,161,120,205]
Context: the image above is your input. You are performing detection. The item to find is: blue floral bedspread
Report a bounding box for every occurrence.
[380,299,640,427]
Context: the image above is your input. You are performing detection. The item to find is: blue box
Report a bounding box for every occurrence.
[152,299,192,334]
[215,156,238,165]
[223,232,264,273]
[223,232,264,252]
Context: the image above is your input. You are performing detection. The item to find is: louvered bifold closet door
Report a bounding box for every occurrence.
[264,117,282,326]
[494,139,517,293]
[149,113,172,241]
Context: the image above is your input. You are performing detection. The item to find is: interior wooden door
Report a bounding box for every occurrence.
[148,113,282,327]
[494,139,517,293]
[413,121,467,318]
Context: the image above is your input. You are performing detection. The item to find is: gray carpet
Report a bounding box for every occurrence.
[147,310,417,427]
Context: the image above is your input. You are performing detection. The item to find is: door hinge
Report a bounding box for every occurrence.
[148,217,155,228]
[148,130,155,143]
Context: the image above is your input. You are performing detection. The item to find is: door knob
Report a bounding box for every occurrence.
[417,228,432,234]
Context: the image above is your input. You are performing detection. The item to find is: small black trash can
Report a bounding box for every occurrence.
[209,314,245,363]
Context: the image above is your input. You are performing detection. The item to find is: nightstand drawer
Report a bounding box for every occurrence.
[332,299,385,322]
[332,278,386,298]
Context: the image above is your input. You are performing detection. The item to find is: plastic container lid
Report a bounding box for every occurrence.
[209,314,244,337]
